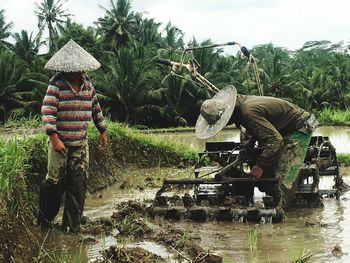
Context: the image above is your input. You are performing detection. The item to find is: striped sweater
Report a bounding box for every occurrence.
[41,75,106,147]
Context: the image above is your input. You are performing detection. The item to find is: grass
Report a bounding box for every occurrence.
[0,121,198,211]
[0,138,30,212]
[34,239,85,263]
[317,108,350,126]
[223,254,238,263]
[337,153,350,166]
[101,122,198,162]
[289,239,304,263]
[139,124,236,134]
[289,239,313,263]
[3,115,42,128]
[247,224,259,254]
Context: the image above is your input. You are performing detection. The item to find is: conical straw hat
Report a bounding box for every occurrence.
[45,39,100,72]
[195,85,237,139]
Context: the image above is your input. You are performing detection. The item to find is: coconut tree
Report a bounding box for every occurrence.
[157,22,184,60]
[0,10,13,50]
[34,0,72,53]
[136,18,162,47]
[252,44,292,97]
[97,0,138,50]
[0,51,30,122]
[12,30,42,63]
[56,21,101,58]
[92,40,161,125]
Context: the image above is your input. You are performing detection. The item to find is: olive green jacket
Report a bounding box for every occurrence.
[232,95,310,168]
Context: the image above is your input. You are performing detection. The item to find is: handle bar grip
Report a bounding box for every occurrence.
[155,58,172,66]
[240,46,251,58]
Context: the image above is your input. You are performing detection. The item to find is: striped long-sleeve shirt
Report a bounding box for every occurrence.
[41,75,106,147]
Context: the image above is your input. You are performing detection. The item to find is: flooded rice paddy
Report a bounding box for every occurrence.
[156,126,350,154]
[78,175,350,262]
[42,127,350,262]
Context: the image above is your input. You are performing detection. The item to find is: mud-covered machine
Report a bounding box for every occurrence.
[150,42,347,223]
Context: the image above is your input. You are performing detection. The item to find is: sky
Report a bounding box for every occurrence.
[1,0,350,51]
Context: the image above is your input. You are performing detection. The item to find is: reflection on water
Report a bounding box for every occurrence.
[158,126,350,154]
[176,176,350,263]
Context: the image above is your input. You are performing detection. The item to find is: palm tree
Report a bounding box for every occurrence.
[157,22,184,60]
[97,0,138,50]
[136,18,162,47]
[92,41,160,125]
[252,44,292,97]
[0,10,13,50]
[0,51,30,122]
[34,0,72,53]
[12,30,43,63]
[56,21,101,58]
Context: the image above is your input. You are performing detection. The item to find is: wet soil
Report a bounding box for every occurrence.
[2,126,350,262]
[0,201,38,262]
[82,199,221,263]
[31,167,350,263]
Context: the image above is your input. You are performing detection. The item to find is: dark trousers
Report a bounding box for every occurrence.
[38,141,89,233]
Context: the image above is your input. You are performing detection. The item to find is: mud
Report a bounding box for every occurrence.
[80,199,222,263]
[0,202,38,262]
[30,169,350,263]
[101,245,163,263]
[2,126,350,262]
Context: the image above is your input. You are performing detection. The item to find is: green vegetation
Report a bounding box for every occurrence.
[0,122,197,213]
[34,242,85,263]
[2,115,42,128]
[1,0,350,127]
[317,108,350,125]
[337,153,350,166]
[0,139,29,213]
[289,239,313,263]
[247,224,259,254]
[104,122,198,162]
[0,121,198,260]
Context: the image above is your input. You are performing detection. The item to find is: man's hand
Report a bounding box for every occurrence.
[250,165,264,179]
[98,131,107,151]
[49,133,66,155]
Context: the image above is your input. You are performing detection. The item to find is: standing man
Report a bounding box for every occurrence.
[38,39,107,233]
[196,86,317,178]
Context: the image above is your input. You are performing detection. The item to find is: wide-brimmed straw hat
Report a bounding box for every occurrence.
[195,85,237,139]
[45,39,100,72]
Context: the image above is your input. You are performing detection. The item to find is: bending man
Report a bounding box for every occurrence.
[195,85,317,178]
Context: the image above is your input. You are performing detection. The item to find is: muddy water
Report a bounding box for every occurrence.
[80,174,350,263]
[157,126,350,153]
[44,127,350,262]
[77,171,350,263]
[181,179,350,263]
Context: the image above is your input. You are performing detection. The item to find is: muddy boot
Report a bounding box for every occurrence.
[259,184,281,207]
[37,179,64,229]
[61,174,87,233]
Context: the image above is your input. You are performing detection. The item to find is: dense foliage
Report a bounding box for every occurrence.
[1,0,350,127]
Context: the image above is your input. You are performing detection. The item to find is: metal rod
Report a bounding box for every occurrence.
[184,41,238,51]
[163,178,279,184]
